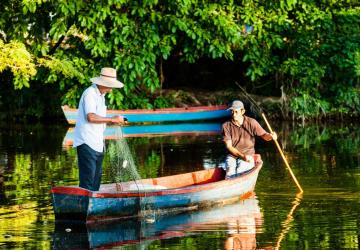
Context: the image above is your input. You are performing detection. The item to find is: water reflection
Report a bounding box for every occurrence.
[0,122,359,249]
[274,192,303,250]
[62,122,223,148]
[52,196,262,249]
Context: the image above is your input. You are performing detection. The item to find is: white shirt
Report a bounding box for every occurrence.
[73,84,106,152]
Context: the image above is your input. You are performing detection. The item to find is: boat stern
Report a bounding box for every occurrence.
[51,186,91,221]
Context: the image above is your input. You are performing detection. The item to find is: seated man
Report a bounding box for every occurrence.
[222,100,277,178]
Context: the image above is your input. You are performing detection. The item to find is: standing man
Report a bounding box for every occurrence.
[222,100,277,177]
[73,67,126,191]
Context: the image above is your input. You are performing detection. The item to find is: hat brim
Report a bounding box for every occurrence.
[91,77,124,88]
[227,107,244,111]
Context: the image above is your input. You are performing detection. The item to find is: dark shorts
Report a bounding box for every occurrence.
[77,143,104,191]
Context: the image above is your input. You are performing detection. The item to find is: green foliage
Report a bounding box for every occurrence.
[37,56,85,81]
[232,1,360,119]
[0,40,36,89]
[290,91,330,118]
[334,87,360,114]
[0,0,359,119]
[274,2,360,118]
[153,95,174,109]
[354,51,360,76]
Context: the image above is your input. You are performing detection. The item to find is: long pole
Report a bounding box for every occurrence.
[261,113,303,193]
[235,82,303,193]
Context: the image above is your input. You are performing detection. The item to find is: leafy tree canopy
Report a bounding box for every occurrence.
[0,0,359,119]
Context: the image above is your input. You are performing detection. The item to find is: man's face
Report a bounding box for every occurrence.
[231,109,244,120]
[98,85,113,94]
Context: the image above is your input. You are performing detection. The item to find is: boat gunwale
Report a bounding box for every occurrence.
[62,104,228,114]
[51,163,262,199]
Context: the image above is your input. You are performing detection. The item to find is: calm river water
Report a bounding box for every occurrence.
[0,121,359,249]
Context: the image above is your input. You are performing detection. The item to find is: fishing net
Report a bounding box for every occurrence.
[107,127,140,183]
[107,126,156,221]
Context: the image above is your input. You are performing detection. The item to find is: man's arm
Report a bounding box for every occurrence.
[250,118,277,141]
[87,113,126,125]
[224,140,253,161]
[260,132,277,141]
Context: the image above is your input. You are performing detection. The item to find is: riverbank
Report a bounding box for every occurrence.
[160,88,359,122]
[0,87,358,123]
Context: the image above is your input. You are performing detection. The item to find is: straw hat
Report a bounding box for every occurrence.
[90,67,124,88]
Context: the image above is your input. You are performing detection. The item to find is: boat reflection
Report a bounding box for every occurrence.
[62,123,222,148]
[52,195,262,249]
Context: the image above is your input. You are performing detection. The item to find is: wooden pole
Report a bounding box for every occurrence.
[261,113,303,193]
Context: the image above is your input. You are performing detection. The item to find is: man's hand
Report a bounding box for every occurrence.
[271,132,278,140]
[110,116,127,125]
[244,155,254,162]
[261,131,278,141]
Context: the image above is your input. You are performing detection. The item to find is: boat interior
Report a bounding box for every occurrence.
[99,167,226,193]
[98,155,261,193]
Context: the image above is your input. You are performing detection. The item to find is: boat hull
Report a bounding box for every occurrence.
[62,105,230,124]
[51,162,262,222]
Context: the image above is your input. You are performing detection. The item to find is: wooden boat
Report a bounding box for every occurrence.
[61,105,230,124]
[51,155,262,222]
[62,122,222,147]
[53,197,261,249]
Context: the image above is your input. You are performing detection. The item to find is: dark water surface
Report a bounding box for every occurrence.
[0,122,359,249]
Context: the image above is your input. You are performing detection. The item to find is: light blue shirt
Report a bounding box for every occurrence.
[73,84,106,152]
